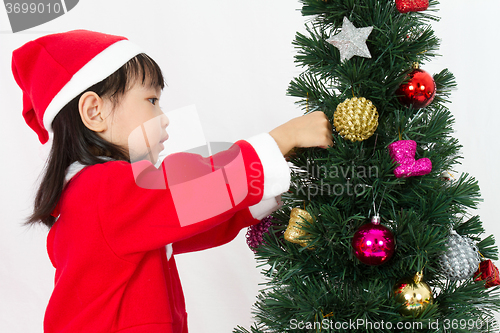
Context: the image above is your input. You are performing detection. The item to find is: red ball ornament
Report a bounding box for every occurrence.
[397,68,436,109]
[352,216,395,266]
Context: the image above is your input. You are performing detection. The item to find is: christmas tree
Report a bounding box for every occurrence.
[236,1,500,332]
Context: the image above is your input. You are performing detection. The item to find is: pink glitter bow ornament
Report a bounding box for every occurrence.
[388,140,432,178]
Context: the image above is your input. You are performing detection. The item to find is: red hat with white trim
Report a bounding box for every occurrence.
[12,29,143,144]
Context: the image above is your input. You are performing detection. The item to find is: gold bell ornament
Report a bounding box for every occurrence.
[392,271,434,317]
[284,208,314,247]
[333,97,378,142]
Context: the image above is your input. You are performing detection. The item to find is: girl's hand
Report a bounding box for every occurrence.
[269,111,333,156]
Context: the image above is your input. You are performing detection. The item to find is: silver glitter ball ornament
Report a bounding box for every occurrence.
[439,231,480,280]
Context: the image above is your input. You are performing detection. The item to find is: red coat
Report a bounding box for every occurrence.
[44,135,289,333]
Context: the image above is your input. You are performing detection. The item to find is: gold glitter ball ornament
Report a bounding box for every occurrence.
[284,208,314,247]
[392,272,434,317]
[334,97,378,142]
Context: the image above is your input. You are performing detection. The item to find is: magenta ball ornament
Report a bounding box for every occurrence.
[352,218,395,266]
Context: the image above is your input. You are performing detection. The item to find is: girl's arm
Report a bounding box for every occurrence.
[92,112,331,261]
[171,112,333,254]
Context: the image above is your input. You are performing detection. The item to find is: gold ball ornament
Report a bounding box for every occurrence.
[284,208,314,247]
[333,97,378,142]
[392,272,434,317]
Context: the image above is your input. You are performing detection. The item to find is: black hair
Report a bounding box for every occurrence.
[27,53,165,228]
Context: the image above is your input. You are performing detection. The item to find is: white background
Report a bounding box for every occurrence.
[0,1,499,332]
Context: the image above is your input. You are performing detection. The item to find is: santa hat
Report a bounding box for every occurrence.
[12,29,143,144]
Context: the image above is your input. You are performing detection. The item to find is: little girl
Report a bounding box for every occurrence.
[12,30,332,333]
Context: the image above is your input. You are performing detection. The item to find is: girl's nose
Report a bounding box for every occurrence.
[160,113,169,129]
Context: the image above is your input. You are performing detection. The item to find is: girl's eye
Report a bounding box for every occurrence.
[148,98,158,105]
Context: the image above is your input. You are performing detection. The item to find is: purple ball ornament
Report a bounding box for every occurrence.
[246,216,274,252]
[352,215,395,266]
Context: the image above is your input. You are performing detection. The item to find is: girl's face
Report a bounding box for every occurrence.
[101,80,169,164]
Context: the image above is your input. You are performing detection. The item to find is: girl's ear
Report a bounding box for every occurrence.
[79,92,108,132]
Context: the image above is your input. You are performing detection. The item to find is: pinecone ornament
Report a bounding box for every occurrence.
[439,231,480,280]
